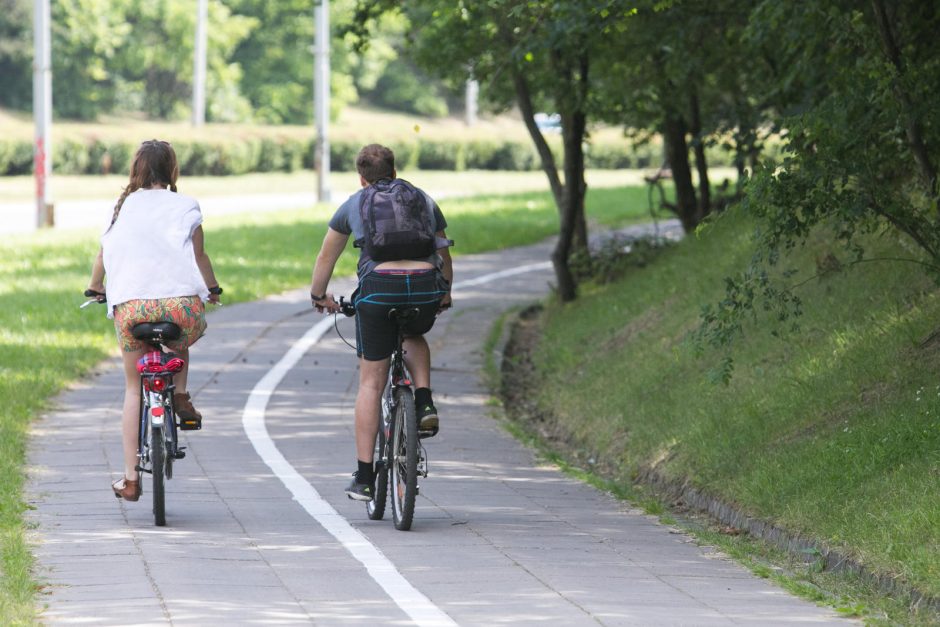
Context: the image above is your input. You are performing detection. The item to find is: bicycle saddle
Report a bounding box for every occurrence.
[387,307,420,323]
[131,322,182,342]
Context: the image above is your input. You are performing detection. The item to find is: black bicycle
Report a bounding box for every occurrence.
[83,290,189,527]
[132,321,188,527]
[336,297,427,531]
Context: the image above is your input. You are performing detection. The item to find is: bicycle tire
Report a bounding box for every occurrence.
[367,403,389,520]
[151,422,167,527]
[165,394,176,480]
[390,386,418,531]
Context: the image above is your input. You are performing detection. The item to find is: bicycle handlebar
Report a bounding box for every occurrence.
[81,289,107,308]
[337,296,356,317]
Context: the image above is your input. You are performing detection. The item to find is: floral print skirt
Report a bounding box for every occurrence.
[113,296,206,352]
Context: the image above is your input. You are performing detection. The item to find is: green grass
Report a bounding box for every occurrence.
[0,168,667,203]
[520,206,940,622]
[0,181,650,624]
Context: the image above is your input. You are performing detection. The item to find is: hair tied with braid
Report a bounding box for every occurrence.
[108,140,180,229]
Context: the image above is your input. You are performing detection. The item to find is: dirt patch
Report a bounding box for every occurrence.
[501,304,584,455]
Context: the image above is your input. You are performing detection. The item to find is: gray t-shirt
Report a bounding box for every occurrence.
[328,181,451,276]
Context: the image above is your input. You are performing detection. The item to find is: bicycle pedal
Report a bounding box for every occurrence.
[172,450,186,459]
[178,418,202,431]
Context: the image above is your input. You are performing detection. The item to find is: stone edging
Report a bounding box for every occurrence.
[637,469,940,616]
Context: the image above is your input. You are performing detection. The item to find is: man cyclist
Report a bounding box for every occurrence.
[309,144,453,501]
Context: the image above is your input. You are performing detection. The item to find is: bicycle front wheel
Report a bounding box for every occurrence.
[150,422,167,527]
[390,386,418,531]
[367,395,390,520]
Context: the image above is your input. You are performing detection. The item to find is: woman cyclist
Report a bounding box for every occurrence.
[86,139,221,502]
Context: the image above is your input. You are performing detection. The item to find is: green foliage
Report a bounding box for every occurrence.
[0,139,32,175]
[0,133,648,176]
[698,1,940,357]
[51,0,134,119]
[0,0,32,110]
[367,58,450,118]
[526,206,940,609]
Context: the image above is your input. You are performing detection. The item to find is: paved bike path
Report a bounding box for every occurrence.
[27,233,852,625]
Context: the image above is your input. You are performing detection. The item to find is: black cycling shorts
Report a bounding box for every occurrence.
[352,269,450,361]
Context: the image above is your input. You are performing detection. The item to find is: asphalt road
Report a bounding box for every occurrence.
[26,232,853,626]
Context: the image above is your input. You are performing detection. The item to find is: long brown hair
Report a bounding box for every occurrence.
[109,139,180,227]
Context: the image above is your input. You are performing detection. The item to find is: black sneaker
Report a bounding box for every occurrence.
[345,473,374,501]
[416,403,439,437]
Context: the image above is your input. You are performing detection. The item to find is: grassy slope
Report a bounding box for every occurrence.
[0,183,650,623]
[529,207,940,607]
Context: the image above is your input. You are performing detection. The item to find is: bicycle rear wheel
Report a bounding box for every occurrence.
[150,422,167,527]
[390,387,418,531]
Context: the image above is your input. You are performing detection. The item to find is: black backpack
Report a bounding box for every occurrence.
[355,178,437,262]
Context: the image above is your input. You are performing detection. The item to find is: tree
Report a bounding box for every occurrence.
[227,0,409,124]
[698,0,940,367]
[353,1,622,301]
[597,0,767,231]
[116,0,255,121]
[0,0,32,110]
[51,0,133,119]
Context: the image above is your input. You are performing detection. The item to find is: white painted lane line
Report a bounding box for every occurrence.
[241,263,553,626]
[242,317,455,627]
[452,261,552,289]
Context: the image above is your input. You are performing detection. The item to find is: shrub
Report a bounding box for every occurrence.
[584,142,635,169]
[328,139,360,172]
[464,140,499,169]
[489,142,538,171]
[53,138,90,174]
[257,138,286,172]
[416,140,463,171]
[0,132,651,176]
[86,139,134,174]
[0,140,34,175]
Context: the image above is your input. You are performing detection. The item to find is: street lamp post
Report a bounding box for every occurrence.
[33,0,53,228]
[192,0,208,127]
[314,0,330,203]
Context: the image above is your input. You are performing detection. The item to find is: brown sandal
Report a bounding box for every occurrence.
[112,476,142,502]
[173,392,203,430]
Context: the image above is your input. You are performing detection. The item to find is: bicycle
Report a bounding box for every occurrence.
[334,297,428,531]
[83,289,191,527]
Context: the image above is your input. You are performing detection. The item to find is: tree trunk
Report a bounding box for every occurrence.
[662,113,698,232]
[554,104,588,302]
[513,66,579,301]
[512,68,564,208]
[689,87,711,222]
[870,0,938,203]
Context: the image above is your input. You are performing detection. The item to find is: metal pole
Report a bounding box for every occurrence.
[314,0,331,203]
[33,0,53,228]
[192,0,208,126]
[465,78,479,126]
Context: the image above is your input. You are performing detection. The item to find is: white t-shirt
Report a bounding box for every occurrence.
[100,189,209,318]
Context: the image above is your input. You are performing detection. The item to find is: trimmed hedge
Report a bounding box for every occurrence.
[0,134,684,176]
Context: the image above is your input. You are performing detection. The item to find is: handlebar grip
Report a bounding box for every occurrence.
[338,296,356,317]
[84,289,105,298]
